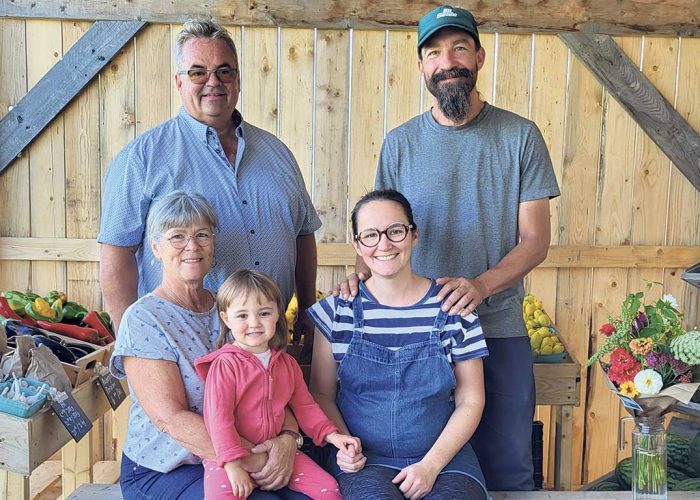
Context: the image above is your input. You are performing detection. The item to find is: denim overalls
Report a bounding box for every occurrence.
[329,295,487,495]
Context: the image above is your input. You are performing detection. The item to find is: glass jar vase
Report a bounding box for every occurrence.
[632,416,667,500]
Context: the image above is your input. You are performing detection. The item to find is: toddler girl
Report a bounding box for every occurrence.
[195,269,359,499]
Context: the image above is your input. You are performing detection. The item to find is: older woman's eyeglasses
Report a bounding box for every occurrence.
[166,231,214,249]
[354,223,413,248]
[177,67,239,84]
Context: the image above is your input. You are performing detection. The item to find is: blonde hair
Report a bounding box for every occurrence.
[216,270,288,350]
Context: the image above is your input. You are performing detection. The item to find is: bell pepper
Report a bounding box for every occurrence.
[51,298,64,322]
[44,290,67,304]
[36,320,101,345]
[98,311,114,335]
[83,310,115,343]
[25,297,57,322]
[62,301,88,323]
[0,296,25,322]
[23,292,40,302]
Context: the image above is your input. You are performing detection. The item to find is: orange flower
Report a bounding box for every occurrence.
[629,338,654,356]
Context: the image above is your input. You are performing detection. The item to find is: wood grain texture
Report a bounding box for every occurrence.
[348,30,385,208]
[314,29,352,292]
[4,0,700,35]
[0,20,145,176]
[528,33,568,486]
[279,28,314,191]
[0,19,31,293]
[241,27,278,132]
[560,33,700,191]
[2,238,699,268]
[26,20,68,295]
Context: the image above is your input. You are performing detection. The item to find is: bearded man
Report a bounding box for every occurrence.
[361,5,561,491]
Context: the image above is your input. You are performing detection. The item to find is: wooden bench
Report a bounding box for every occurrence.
[65,483,123,499]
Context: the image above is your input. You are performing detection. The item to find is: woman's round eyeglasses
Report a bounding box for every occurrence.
[166,231,214,249]
[354,223,413,248]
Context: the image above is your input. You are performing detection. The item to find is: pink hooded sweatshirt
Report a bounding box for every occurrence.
[195,344,338,467]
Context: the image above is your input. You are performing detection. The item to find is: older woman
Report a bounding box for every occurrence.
[309,189,489,499]
[110,191,307,500]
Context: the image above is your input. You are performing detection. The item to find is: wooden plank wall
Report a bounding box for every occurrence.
[1,20,699,488]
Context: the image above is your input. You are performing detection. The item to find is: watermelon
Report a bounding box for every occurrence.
[674,477,700,491]
[616,457,633,489]
[588,480,623,491]
[690,432,700,477]
[668,466,690,483]
[667,434,695,476]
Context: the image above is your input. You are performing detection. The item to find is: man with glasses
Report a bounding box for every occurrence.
[343,5,560,492]
[98,20,319,495]
[99,18,319,336]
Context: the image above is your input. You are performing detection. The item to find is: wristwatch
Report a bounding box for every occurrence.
[279,429,304,449]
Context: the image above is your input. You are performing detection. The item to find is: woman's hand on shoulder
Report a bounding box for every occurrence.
[392,460,440,500]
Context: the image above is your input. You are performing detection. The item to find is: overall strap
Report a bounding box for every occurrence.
[430,308,449,341]
[352,294,364,339]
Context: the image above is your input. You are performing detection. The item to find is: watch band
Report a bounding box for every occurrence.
[279,429,304,449]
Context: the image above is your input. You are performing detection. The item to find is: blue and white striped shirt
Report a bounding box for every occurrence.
[307,280,489,363]
[98,108,321,305]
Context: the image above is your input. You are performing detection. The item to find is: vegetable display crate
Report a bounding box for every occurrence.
[0,373,124,476]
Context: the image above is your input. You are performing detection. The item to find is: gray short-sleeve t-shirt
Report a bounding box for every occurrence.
[376,103,560,338]
[109,293,219,472]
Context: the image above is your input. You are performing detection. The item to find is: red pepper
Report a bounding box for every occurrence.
[0,296,34,325]
[82,310,116,343]
[36,320,101,345]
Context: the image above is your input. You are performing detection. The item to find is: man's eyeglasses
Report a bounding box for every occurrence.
[177,67,239,84]
[354,223,414,248]
[166,231,214,249]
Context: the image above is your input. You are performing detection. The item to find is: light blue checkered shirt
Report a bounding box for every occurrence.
[98,108,321,305]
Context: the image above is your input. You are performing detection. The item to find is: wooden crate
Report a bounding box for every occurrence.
[534,350,581,406]
[0,376,121,476]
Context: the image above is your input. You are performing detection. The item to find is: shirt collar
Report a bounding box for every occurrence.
[178,107,246,142]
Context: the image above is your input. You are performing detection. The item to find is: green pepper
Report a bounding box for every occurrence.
[23,292,40,302]
[25,297,57,322]
[44,290,67,304]
[6,298,27,314]
[62,301,88,321]
[98,311,113,332]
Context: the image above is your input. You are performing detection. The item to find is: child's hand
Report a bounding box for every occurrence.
[224,460,255,498]
[326,432,365,473]
[325,431,362,455]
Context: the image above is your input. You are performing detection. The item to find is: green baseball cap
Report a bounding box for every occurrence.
[417,5,480,51]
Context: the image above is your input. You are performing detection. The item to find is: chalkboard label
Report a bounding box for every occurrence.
[50,393,92,442]
[97,370,126,410]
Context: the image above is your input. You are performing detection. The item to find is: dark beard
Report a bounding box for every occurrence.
[426,67,476,123]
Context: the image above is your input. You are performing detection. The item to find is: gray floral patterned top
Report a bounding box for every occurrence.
[109,293,219,472]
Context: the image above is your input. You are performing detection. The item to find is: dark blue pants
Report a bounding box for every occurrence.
[470,336,536,491]
[120,453,311,499]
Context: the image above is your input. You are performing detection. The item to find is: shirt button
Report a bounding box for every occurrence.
[215,149,221,153]
[254,261,260,266]
[250,230,255,234]
[242,200,248,205]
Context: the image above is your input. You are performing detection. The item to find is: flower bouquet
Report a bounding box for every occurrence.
[587,281,700,498]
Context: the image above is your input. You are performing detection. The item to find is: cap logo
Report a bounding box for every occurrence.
[436,8,458,19]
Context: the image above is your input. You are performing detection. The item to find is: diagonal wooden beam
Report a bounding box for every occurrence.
[2,0,700,35]
[559,33,700,191]
[0,20,146,176]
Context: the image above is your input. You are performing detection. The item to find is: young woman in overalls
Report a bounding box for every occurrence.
[308,189,489,499]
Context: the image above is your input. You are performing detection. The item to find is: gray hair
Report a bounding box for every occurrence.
[175,19,238,69]
[146,191,220,244]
